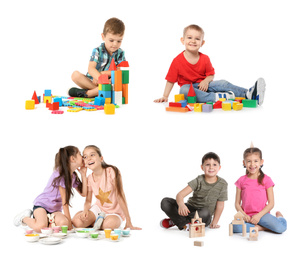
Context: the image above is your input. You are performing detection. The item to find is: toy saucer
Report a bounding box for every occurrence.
[39,237,62,245]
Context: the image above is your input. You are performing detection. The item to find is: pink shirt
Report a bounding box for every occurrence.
[88,167,125,220]
[235,174,274,216]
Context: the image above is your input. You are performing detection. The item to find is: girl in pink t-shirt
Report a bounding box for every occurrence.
[14,146,87,233]
[233,147,287,234]
[72,145,141,230]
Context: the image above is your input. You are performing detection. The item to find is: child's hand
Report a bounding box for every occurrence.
[80,211,89,221]
[250,214,261,225]
[124,222,142,230]
[154,96,168,103]
[78,164,87,177]
[178,204,190,216]
[198,81,209,92]
[209,222,220,229]
[92,78,98,86]
[243,214,251,222]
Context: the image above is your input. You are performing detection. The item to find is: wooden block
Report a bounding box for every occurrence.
[169,102,181,107]
[187,96,196,103]
[104,104,115,115]
[242,99,257,108]
[249,227,258,241]
[166,107,189,113]
[229,224,233,236]
[202,104,213,112]
[194,103,203,112]
[114,70,122,91]
[194,241,204,247]
[233,102,243,111]
[222,102,231,111]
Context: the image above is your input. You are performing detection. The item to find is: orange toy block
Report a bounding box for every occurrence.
[166,107,189,113]
[122,84,128,104]
[114,70,122,91]
[25,100,35,110]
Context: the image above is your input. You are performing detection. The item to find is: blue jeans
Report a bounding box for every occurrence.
[232,213,287,234]
[179,80,248,103]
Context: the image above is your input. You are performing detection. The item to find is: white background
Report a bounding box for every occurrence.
[1,0,300,259]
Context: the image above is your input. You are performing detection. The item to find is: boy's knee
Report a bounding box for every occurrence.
[179,84,190,98]
[71,71,81,82]
[161,197,172,211]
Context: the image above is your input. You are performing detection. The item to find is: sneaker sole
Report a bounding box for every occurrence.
[256,78,266,105]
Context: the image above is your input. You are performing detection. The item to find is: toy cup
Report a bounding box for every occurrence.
[114,229,121,239]
[122,229,130,236]
[90,233,99,239]
[53,226,61,233]
[110,234,119,241]
[104,229,112,238]
[61,225,68,233]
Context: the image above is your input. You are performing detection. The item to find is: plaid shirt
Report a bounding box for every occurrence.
[86,42,126,79]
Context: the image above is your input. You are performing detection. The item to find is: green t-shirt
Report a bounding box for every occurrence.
[187,174,228,216]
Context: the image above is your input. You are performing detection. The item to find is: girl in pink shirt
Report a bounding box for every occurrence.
[14,146,87,233]
[233,147,287,234]
[72,145,141,230]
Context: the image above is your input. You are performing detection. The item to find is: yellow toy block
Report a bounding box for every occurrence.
[194,103,203,112]
[105,98,111,104]
[233,102,243,111]
[175,94,185,103]
[44,96,52,104]
[104,104,115,115]
[219,98,226,102]
[25,100,35,110]
[98,84,102,91]
[222,102,231,111]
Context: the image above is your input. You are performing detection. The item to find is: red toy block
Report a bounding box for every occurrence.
[49,102,59,110]
[187,83,196,97]
[108,58,117,71]
[98,74,110,84]
[169,102,182,107]
[32,91,39,104]
[213,101,222,109]
[117,61,129,67]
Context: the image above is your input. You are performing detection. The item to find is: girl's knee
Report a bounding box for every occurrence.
[102,216,121,230]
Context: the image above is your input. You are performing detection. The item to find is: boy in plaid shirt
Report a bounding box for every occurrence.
[69,17,126,98]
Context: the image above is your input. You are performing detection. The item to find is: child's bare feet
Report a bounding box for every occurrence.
[276,211,283,218]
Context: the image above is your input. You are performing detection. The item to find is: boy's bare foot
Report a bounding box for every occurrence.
[276,211,283,218]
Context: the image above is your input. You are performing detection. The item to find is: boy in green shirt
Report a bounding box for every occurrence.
[160,152,227,230]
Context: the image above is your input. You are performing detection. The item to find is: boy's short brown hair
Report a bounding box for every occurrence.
[202,152,220,165]
[183,24,204,37]
[103,17,125,36]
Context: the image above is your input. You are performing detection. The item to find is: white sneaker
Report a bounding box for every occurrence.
[14,209,32,227]
[215,91,235,101]
[246,78,266,105]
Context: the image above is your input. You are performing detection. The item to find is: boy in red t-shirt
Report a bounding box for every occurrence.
[154,24,265,105]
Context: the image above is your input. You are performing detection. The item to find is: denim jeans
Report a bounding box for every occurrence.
[179,80,248,103]
[232,213,287,234]
[161,197,212,229]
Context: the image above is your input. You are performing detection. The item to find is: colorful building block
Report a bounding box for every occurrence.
[32,91,39,104]
[114,70,122,91]
[179,100,187,107]
[213,101,222,109]
[122,84,128,104]
[25,100,35,110]
[242,99,257,108]
[175,94,185,103]
[53,97,62,106]
[166,107,189,113]
[187,96,197,103]
[194,103,203,112]
[104,104,115,114]
[98,74,110,84]
[202,104,213,112]
[169,102,182,107]
[222,102,232,111]
[233,102,243,111]
[44,90,51,97]
[44,96,52,104]
[122,70,129,84]
[187,83,196,97]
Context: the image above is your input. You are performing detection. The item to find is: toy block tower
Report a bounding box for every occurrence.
[229,211,247,237]
[118,60,129,105]
[98,74,112,99]
[187,84,197,103]
[189,211,205,238]
[44,89,52,104]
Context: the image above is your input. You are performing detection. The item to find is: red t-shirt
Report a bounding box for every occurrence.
[165,51,215,87]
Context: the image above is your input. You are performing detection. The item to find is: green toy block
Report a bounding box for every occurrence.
[122,70,129,84]
[187,96,197,103]
[242,99,257,108]
[122,96,125,104]
[102,84,112,91]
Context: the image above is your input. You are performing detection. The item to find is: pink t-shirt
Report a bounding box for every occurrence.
[235,174,274,216]
[88,167,125,220]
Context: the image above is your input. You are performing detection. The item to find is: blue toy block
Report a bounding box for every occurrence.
[111,71,115,84]
[179,100,187,107]
[94,97,105,106]
[44,89,51,96]
[53,97,62,107]
[203,104,213,112]
[98,90,111,99]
